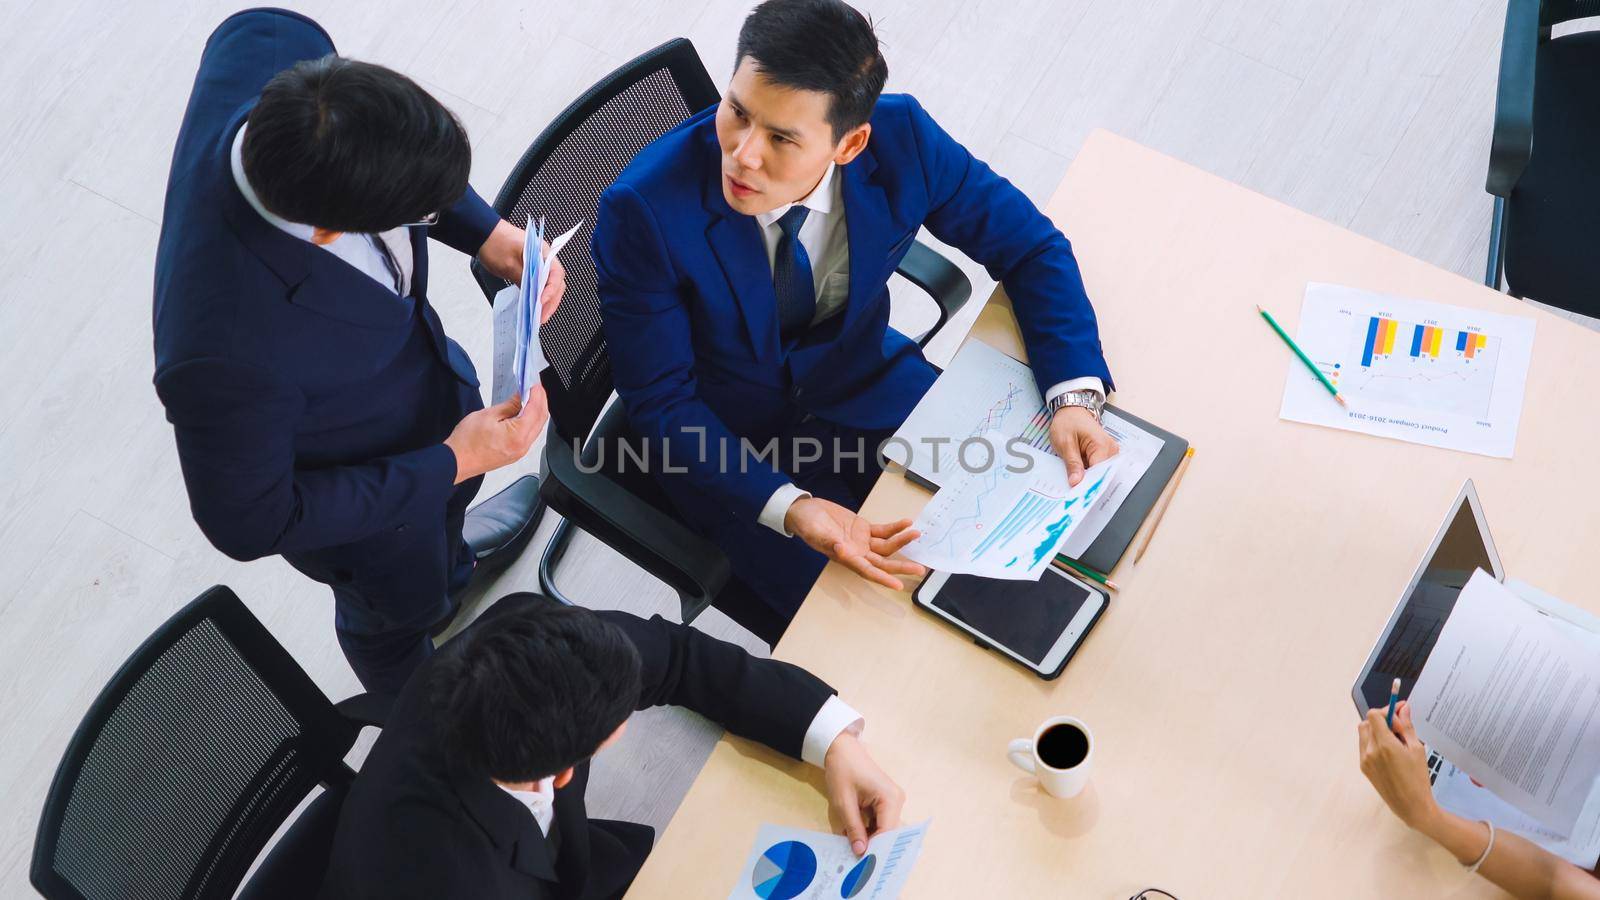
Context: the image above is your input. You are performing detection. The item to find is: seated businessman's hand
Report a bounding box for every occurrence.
[784,498,926,591]
[476,221,566,324]
[443,388,549,485]
[823,732,906,857]
[1049,407,1118,487]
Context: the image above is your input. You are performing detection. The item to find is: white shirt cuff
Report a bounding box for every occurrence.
[758,483,812,536]
[801,695,865,768]
[1044,376,1106,405]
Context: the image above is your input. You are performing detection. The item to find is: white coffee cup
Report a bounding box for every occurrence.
[1007,715,1093,798]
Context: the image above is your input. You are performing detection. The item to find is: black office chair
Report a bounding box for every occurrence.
[1484,0,1600,317]
[31,586,390,900]
[470,38,971,644]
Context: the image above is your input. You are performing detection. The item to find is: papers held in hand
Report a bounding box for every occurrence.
[491,217,583,412]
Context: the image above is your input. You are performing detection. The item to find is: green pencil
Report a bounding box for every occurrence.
[1053,554,1119,592]
[1257,304,1347,407]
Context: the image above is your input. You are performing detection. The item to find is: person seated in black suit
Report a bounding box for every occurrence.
[320,593,905,900]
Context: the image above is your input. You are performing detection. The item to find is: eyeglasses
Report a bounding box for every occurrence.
[1129,890,1180,900]
[404,211,441,227]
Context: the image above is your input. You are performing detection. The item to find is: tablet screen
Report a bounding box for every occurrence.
[1356,498,1494,710]
[930,571,1094,665]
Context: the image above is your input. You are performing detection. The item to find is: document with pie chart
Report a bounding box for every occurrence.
[728,820,929,900]
[1278,283,1535,458]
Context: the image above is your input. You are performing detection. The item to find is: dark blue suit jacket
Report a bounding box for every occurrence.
[593,94,1111,527]
[153,10,500,583]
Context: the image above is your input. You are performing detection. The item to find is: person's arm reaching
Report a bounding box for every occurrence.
[606,611,905,853]
[902,95,1117,484]
[1359,702,1600,899]
[156,356,545,561]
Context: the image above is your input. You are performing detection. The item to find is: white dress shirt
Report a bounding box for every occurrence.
[230,125,414,297]
[753,163,1106,535]
[495,695,863,834]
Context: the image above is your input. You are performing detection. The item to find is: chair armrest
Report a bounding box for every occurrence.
[1487,0,1540,197]
[541,420,731,621]
[469,259,504,306]
[333,692,394,729]
[895,240,973,348]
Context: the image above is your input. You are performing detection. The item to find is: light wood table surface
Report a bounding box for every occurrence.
[627,130,1600,899]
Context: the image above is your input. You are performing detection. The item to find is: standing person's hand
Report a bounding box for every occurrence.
[1048,407,1118,487]
[475,220,566,323]
[1358,701,1440,830]
[784,498,926,590]
[822,732,906,856]
[443,387,549,484]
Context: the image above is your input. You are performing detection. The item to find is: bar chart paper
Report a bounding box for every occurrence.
[1278,283,1535,457]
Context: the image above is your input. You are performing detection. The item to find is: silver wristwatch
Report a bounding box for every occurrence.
[1047,389,1104,423]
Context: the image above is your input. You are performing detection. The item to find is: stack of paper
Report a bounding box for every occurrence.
[901,438,1120,581]
[491,217,582,410]
[1410,571,1600,839]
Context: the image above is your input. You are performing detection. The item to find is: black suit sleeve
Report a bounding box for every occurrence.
[600,611,835,761]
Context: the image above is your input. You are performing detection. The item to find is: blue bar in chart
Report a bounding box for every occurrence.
[969,492,1055,561]
[1410,324,1424,357]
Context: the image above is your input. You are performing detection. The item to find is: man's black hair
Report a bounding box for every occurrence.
[735,0,888,141]
[241,56,471,233]
[428,601,643,783]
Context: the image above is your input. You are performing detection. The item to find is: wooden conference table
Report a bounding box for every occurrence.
[626,130,1600,899]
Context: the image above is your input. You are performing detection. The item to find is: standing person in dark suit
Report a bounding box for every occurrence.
[592,0,1120,643]
[320,593,904,900]
[154,9,560,694]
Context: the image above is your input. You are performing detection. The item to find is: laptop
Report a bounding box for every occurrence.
[1351,480,1600,867]
[1350,479,1504,718]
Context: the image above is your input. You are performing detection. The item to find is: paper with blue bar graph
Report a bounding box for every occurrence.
[1278,283,1535,458]
[902,437,1121,580]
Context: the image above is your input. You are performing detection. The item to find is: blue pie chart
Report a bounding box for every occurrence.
[751,840,817,900]
[840,853,877,898]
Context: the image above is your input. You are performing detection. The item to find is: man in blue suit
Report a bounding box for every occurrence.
[593,0,1118,642]
[154,9,561,694]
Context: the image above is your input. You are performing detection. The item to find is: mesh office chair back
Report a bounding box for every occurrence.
[31,586,359,900]
[471,38,721,445]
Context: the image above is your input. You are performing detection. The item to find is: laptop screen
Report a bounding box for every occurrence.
[1355,495,1496,711]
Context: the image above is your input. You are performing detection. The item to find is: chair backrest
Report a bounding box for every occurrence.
[1542,0,1600,26]
[471,38,720,443]
[31,586,358,900]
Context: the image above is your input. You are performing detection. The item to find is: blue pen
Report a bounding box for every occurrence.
[1386,678,1401,729]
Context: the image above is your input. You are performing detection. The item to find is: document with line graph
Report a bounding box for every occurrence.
[902,437,1120,580]
[1278,283,1535,457]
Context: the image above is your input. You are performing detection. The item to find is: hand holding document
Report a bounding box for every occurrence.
[902,437,1120,580]
[491,218,582,411]
[729,820,929,900]
[1410,570,1600,836]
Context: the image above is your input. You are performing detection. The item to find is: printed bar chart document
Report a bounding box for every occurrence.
[728,821,929,900]
[902,438,1119,580]
[1410,571,1600,835]
[1278,283,1534,457]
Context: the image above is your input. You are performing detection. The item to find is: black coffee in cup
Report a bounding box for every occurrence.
[1036,721,1090,769]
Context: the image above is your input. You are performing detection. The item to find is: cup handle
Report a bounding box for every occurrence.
[1007,738,1036,774]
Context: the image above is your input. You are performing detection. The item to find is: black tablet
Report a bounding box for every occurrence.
[913,567,1108,680]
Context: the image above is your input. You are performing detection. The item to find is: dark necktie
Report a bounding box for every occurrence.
[367,232,405,295]
[772,205,815,342]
